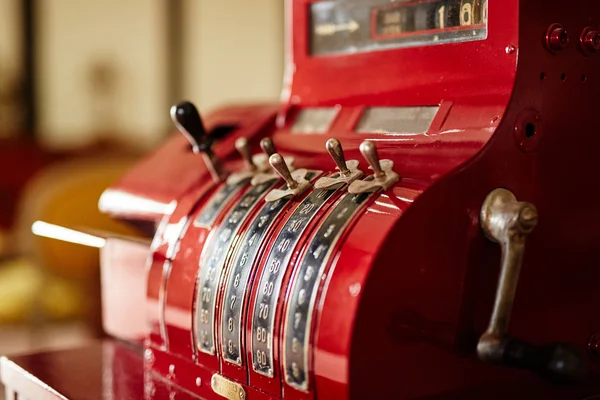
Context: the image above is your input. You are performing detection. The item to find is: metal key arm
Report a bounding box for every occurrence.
[477,188,587,384]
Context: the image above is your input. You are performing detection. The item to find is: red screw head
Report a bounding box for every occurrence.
[546,24,569,51]
[581,27,600,53]
[587,333,600,357]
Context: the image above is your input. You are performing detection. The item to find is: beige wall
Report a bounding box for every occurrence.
[0,0,23,136]
[0,0,22,76]
[182,0,284,114]
[36,0,169,149]
[34,0,284,150]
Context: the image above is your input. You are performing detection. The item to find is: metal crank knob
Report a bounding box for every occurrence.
[361,141,385,179]
[170,101,226,182]
[271,153,298,189]
[251,138,295,186]
[315,138,363,189]
[236,137,257,171]
[348,140,400,194]
[260,137,277,157]
[327,138,350,176]
[226,137,262,185]
[264,153,309,202]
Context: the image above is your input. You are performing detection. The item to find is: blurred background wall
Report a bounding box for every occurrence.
[0,0,24,137]
[0,0,285,356]
[0,0,284,148]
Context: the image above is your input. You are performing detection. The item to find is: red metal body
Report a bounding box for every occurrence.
[4,0,600,398]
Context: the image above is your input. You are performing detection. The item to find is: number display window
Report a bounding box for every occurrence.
[311,0,488,56]
[355,106,439,135]
[291,108,339,134]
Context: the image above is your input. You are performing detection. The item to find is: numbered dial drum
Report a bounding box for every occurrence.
[251,184,344,377]
[283,192,374,391]
[220,172,319,366]
[195,180,278,355]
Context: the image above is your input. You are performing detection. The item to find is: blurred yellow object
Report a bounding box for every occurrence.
[0,258,41,323]
[15,156,140,280]
[0,155,141,324]
[0,258,85,324]
[0,257,86,323]
[40,275,86,320]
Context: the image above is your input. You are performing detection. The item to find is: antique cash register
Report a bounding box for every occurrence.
[3,0,600,398]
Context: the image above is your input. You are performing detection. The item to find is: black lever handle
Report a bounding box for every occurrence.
[170,100,226,182]
[170,101,211,153]
[479,334,588,384]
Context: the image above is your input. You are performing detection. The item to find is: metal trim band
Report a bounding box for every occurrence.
[251,183,342,377]
[222,172,320,366]
[194,180,248,228]
[283,191,373,391]
[195,180,277,355]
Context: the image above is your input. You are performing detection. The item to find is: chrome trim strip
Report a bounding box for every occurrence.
[194,181,248,228]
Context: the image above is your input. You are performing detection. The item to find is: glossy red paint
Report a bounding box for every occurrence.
[0,341,199,400]
[6,0,600,398]
[145,179,215,349]
[102,105,280,223]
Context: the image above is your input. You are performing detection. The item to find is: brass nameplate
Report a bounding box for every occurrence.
[211,374,245,400]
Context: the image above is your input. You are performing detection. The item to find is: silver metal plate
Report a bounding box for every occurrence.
[194,180,248,228]
[291,108,339,134]
[282,191,373,390]
[195,180,277,355]
[221,172,319,366]
[251,183,343,377]
[355,106,439,135]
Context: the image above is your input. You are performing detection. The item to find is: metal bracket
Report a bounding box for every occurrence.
[348,160,399,194]
[250,155,295,186]
[264,168,309,202]
[315,160,362,189]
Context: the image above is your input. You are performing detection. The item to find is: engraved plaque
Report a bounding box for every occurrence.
[251,184,343,377]
[211,374,245,400]
[283,192,373,390]
[195,180,276,355]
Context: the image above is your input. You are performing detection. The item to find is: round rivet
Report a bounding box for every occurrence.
[580,27,600,54]
[169,364,176,375]
[505,45,516,54]
[546,24,569,51]
[144,349,155,366]
[587,333,600,357]
[349,283,361,297]
[196,377,202,386]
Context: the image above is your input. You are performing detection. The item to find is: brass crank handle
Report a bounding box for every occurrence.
[477,189,587,384]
